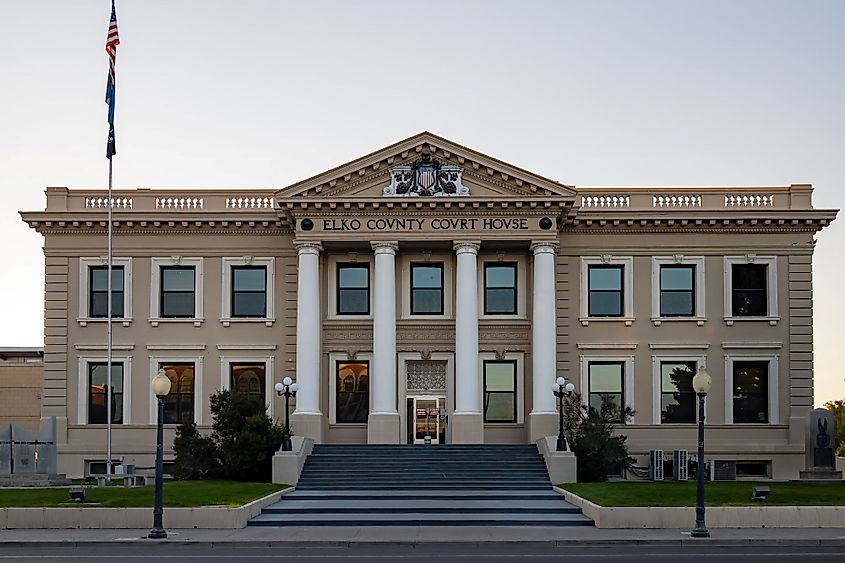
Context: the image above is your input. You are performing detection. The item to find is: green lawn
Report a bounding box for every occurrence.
[0,480,287,508]
[559,481,845,507]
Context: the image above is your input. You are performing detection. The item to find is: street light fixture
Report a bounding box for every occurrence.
[275,377,298,452]
[690,365,712,538]
[148,368,171,540]
[552,377,575,452]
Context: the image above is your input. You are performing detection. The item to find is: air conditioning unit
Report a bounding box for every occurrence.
[709,460,737,481]
[672,450,689,481]
[649,450,664,481]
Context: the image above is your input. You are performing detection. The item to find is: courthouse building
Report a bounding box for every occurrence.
[20,133,837,479]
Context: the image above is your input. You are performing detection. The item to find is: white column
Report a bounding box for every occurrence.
[531,241,559,415]
[371,241,398,414]
[454,241,481,415]
[294,242,322,415]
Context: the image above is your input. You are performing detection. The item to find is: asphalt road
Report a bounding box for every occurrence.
[0,545,843,562]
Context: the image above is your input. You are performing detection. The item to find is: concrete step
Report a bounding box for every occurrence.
[262,498,582,514]
[283,489,562,500]
[247,511,593,527]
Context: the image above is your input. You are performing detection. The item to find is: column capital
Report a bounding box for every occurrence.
[453,241,481,255]
[530,240,559,255]
[371,241,399,255]
[294,241,323,256]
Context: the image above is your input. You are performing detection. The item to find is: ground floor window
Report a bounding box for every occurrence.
[732,361,769,423]
[483,360,517,423]
[159,363,195,424]
[660,361,697,424]
[230,363,267,407]
[587,362,624,422]
[336,361,369,423]
[88,362,124,424]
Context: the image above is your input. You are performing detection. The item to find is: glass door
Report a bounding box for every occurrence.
[413,396,445,444]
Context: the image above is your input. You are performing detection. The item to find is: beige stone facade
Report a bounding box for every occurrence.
[20,132,838,479]
[0,348,44,434]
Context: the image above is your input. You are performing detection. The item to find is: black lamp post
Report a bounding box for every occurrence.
[275,377,299,452]
[149,368,171,540]
[552,377,575,452]
[690,366,712,538]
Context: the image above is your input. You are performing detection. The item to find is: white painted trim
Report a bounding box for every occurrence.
[145,344,206,351]
[220,256,276,326]
[579,256,634,323]
[723,255,779,324]
[216,344,278,351]
[723,354,779,425]
[478,351,525,425]
[74,344,135,351]
[578,355,635,424]
[651,255,706,323]
[326,253,374,321]
[398,352,455,443]
[327,351,373,425]
[721,342,783,350]
[76,354,132,425]
[219,355,276,417]
[649,343,710,350]
[478,253,527,320]
[400,251,455,320]
[651,354,707,425]
[148,355,204,425]
[577,343,638,350]
[77,257,133,326]
[149,257,204,325]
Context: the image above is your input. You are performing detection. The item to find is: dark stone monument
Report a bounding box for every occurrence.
[798,408,843,481]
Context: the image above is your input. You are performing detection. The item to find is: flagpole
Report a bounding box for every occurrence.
[106,155,113,483]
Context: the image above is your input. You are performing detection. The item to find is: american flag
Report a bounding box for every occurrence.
[105,0,120,159]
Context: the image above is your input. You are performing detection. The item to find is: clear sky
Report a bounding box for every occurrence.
[1,1,842,404]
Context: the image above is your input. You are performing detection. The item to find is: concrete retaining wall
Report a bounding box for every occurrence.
[0,487,292,529]
[556,487,845,528]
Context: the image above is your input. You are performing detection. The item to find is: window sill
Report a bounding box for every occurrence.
[327,314,374,321]
[220,317,275,327]
[724,316,780,326]
[78,317,133,327]
[480,314,527,321]
[579,317,635,327]
[483,422,523,427]
[149,318,204,327]
[328,423,368,428]
[651,317,707,327]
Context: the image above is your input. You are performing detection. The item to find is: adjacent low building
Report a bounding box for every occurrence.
[19,132,838,479]
[0,347,44,434]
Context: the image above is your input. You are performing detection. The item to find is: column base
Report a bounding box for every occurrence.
[291,411,325,444]
[367,412,401,444]
[528,412,559,443]
[451,412,484,444]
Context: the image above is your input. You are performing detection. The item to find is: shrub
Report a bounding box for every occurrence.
[172,420,222,480]
[562,391,635,482]
[823,399,845,451]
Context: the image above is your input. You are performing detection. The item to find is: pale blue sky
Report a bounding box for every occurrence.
[1,1,842,403]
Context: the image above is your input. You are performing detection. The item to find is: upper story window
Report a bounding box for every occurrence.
[231,266,267,318]
[159,363,195,424]
[410,263,444,315]
[660,360,697,424]
[337,264,369,315]
[731,264,767,316]
[587,361,624,422]
[89,265,124,318]
[160,266,196,318]
[484,263,517,315]
[588,265,623,317]
[659,265,695,317]
[88,362,124,424]
[483,360,517,423]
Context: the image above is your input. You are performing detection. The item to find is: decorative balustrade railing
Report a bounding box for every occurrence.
[579,189,793,211]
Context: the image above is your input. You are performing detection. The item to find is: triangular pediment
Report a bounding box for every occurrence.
[275,132,576,200]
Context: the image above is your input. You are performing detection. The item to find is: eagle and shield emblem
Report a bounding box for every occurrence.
[384,153,470,197]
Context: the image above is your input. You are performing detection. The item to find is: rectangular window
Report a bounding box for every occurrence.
[660,265,695,317]
[731,264,768,317]
[231,266,267,317]
[160,266,196,318]
[88,362,123,424]
[410,263,444,315]
[159,363,195,424]
[89,265,124,318]
[732,361,769,423]
[336,361,369,423]
[337,264,369,315]
[484,263,517,315]
[588,362,624,422]
[588,265,623,317]
[483,360,517,423]
[660,361,696,423]
[230,363,267,408]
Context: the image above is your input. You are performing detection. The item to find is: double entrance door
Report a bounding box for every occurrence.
[406,395,447,444]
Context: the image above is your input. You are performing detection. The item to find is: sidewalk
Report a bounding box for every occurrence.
[1,526,844,547]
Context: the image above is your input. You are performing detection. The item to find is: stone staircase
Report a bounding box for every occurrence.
[249,444,592,527]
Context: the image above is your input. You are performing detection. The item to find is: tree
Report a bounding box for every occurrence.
[823,399,845,451]
[562,391,635,482]
[172,420,221,480]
